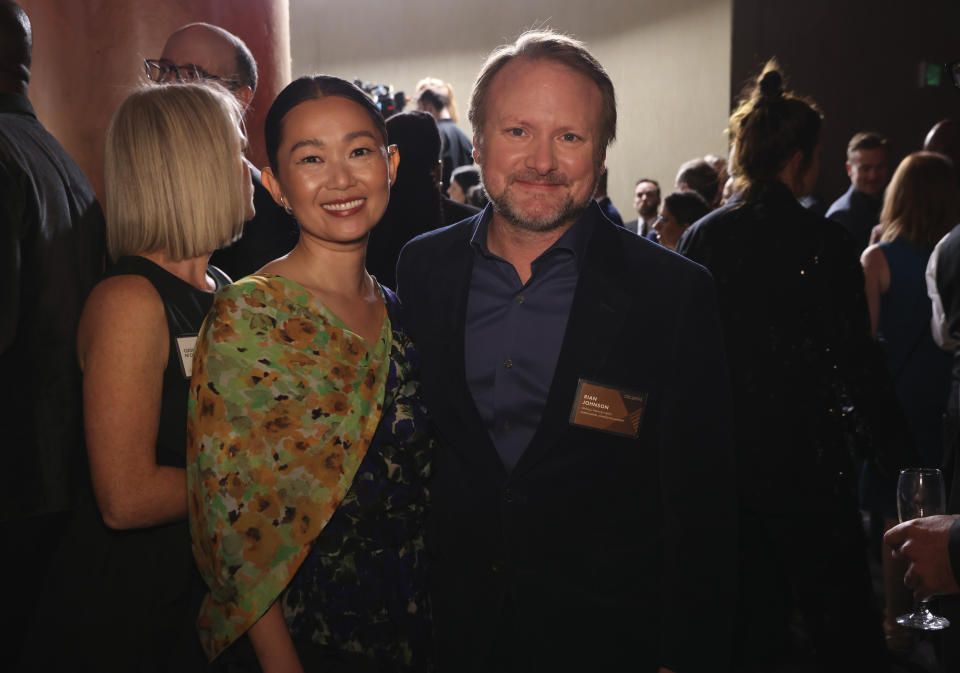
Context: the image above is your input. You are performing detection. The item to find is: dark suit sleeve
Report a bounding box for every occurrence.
[0,158,24,353]
[657,266,737,672]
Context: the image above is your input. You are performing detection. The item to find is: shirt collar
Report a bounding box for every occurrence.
[469,200,598,271]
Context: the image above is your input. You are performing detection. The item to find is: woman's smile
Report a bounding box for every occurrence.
[321,197,366,216]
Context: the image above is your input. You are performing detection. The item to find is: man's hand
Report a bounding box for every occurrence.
[884,514,960,600]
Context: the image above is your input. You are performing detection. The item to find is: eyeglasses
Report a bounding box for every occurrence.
[143,58,242,89]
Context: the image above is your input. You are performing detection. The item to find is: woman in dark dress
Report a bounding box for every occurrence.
[18,83,251,672]
[678,63,913,672]
[860,151,958,643]
[187,76,433,672]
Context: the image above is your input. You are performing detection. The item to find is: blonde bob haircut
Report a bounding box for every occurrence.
[104,83,246,263]
[880,151,959,248]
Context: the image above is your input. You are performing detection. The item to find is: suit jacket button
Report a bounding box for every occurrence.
[504,488,514,503]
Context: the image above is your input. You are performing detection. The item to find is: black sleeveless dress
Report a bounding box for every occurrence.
[18,256,229,673]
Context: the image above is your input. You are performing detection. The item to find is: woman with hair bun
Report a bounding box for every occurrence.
[678,62,912,671]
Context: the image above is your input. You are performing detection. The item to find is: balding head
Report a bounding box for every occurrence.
[159,23,256,108]
[0,0,31,94]
[924,119,960,168]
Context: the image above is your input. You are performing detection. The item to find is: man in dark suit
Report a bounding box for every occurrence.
[624,177,661,237]
[825,131,890,253]
[397,29,736,672]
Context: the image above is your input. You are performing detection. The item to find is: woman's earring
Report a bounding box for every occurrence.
[279,195,293,214]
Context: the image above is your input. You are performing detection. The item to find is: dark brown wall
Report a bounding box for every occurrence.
[732,0,960,204]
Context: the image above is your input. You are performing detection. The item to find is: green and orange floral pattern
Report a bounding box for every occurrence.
[186,274,389,660]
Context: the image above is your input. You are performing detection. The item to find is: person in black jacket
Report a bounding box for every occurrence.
[678,61,912,672]
[366,110,477,289]
[0,2,105,662]
[398,29,736,673]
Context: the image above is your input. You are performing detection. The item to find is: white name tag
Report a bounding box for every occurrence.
[176,334,198,379]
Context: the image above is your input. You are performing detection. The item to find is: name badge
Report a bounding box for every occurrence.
[569,379,647,438]
[176,334,198,379]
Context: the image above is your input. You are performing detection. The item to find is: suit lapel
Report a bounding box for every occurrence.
[427,218,509,483]
[511,218,632,478]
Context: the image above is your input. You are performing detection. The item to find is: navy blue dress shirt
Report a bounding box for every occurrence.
[464,205,595,472]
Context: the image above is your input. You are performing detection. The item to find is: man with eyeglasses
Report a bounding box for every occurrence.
[146,23,298,280]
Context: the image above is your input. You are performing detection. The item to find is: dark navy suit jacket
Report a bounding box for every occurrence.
[825,185,881,253]
[396,203,737,672]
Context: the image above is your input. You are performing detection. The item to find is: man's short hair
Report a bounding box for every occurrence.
[635,177,661,198]
[451,164,481,192]
[675,158,719,205]
[105,83,246,262]
[233,37,257,92]
[468,29,616,153]
[847,131,887,160]
[664,190,710,226]
[175,23,257,92]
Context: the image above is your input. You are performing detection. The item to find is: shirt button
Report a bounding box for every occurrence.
[504,421,511,431]
[504,359,513,369]
[514,295,525,304]
[504,488,515,503]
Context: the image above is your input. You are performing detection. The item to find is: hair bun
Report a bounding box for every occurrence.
[759,70,784,98]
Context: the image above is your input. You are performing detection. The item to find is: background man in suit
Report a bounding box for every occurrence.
[825,131,890,253]
[397,29,736,672]
[625,177,661,236]
[147,23,298,280]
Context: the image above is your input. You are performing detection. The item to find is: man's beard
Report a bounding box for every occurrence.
[484,170,596,233]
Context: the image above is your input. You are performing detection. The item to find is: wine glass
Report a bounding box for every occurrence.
[895,467,951,630]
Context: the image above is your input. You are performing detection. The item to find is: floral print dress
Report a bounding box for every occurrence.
[187,275,433,671]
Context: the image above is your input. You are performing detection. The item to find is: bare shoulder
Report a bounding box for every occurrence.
[78,274,167,367]
[860,243,888,273]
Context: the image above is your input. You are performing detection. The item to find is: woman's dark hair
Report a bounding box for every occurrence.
[265,74,388,172]
[664,190,710,226]
[729,60,822,192]
[386,110,441,189]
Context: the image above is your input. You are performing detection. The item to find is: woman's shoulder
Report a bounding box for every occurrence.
[84,273,164,323]
[78,274,168,365]
[211,274,301,313]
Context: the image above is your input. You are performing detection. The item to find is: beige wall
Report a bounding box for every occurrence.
[290,0,731,218]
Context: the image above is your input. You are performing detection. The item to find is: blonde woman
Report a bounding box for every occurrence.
[20,83,251,672]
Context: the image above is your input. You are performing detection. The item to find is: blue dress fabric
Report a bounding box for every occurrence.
[279,287,435,671]
[861,237,952,515]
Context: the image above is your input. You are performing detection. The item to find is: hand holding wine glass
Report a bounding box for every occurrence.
[894,467,951,630]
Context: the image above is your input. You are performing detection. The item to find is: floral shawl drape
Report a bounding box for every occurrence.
[186,274,389,660]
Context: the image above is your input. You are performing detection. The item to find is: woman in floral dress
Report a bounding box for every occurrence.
[187,75,433,673]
